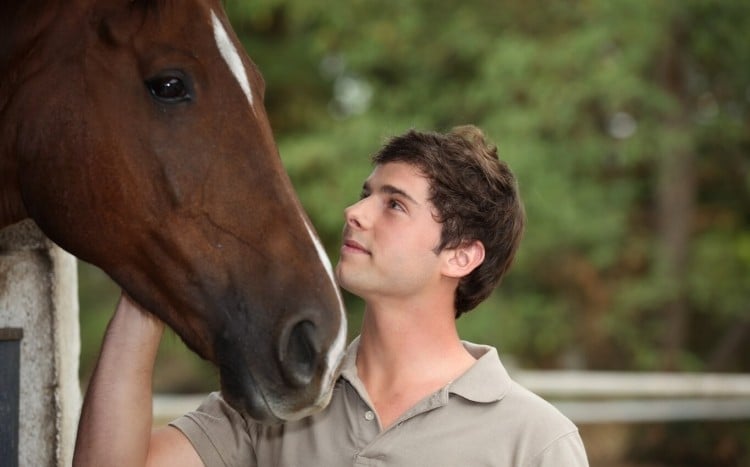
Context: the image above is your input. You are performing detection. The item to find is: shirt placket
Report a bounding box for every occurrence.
[353,390,449,466]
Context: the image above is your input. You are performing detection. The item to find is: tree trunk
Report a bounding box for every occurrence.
[656,23,695,371]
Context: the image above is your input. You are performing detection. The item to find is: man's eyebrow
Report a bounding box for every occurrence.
[370,181,420,206]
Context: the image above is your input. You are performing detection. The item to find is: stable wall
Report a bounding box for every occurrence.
[0,220,80,467]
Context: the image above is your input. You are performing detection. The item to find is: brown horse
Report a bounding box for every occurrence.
[0,0,346,423]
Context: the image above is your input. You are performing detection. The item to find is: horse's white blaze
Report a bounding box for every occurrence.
[212,7,344,409]
[211,11,254,108]
[304,221,347,388]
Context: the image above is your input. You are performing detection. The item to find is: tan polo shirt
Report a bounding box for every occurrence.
[171,338,588,467]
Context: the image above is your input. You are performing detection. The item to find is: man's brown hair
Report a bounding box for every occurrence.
[372,125,525,317]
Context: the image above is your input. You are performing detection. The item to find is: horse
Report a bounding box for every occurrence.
[0,0,346,424]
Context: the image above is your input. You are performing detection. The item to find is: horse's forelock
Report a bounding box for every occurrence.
[94,0,152,46]
[129,0,185,15]
[97,0,186,45]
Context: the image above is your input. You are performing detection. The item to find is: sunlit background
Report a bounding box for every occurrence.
[78,1,750,465]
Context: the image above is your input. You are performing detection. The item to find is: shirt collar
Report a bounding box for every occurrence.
[339,337,511,404]
[338,337,361,385]
[446,341,511,403]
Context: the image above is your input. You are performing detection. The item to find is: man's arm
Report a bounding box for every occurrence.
[73,294,204,467]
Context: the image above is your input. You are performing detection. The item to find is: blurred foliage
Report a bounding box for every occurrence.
[628,421,750,466]
[78,0,750,452]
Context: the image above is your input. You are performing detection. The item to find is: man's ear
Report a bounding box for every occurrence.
[443,240,485,279]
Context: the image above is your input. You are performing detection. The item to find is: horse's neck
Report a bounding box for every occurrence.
[0,108,27,228]
[0,1,72,228]
[0,169,26,229]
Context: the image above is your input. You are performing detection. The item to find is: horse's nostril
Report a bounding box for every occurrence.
[280,320,319,387]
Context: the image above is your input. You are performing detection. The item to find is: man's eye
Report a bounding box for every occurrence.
[388,199,404,211]
[359,190,370,200]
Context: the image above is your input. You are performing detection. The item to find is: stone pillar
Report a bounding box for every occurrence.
[0,220,81,467]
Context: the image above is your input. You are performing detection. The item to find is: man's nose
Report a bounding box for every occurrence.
[344,199,369,229]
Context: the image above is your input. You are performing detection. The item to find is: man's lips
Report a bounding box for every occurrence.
[342,238,370,255]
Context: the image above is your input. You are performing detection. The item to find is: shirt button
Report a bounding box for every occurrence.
[364,410,375,421]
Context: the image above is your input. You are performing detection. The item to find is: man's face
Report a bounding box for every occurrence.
[335,161,447,302]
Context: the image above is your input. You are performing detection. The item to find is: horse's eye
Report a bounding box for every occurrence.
[145,75,191,102]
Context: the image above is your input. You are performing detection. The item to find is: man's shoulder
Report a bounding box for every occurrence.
[503,380,577,431]
[452,343,578,439]
[497,383,588,465]
[451,377,585,465]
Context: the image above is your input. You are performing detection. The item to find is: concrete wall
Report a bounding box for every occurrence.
[0,220,81,467]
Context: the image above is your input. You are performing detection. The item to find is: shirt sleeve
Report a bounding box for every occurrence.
[169,392,258,467]
[528,430,589,467]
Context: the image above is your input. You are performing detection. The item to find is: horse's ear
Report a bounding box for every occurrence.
[96,2,147,47]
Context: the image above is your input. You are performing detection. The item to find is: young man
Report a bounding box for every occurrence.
[74,126,588,466]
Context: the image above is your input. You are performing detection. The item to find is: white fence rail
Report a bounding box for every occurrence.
[552,398,750,423]
[513,370,750,423]
[513,370,750,398]
[153,371,750,424]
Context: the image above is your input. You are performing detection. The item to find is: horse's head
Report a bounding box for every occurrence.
[3,0,346,423]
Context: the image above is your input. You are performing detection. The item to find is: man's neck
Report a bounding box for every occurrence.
[355,299,476,429]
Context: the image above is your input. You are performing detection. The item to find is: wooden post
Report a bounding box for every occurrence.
[0,220,80,467]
